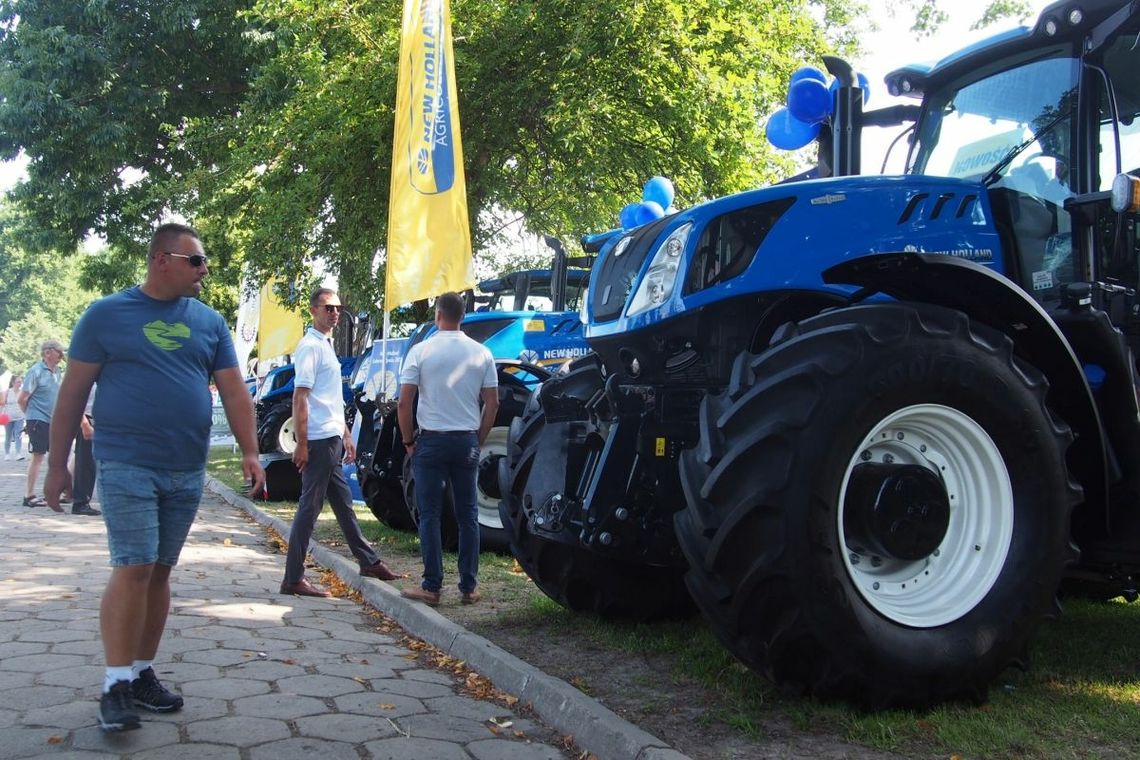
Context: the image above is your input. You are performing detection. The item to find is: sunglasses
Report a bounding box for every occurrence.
[164,252,209,268]
[319,304,344,314]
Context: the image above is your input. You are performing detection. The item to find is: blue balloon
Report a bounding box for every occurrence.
[642,176,675,209]
[765,107,820,151]
[788,78,832,124]
[633,200,665,227]
[790,66,827,86]
[619,202,640,229]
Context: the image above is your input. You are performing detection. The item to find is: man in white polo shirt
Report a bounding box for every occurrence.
[397,292,498,606]
[280,288,399,597]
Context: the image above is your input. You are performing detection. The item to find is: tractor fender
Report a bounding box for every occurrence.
[823,252,1108,517]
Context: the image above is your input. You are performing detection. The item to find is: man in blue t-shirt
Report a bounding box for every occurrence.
[44,222,265,734]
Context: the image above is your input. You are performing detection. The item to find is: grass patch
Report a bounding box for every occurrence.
[473,574,1140,757]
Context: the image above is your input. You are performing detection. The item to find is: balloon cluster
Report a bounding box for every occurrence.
[618,176,676,230]
[765,67,870,151]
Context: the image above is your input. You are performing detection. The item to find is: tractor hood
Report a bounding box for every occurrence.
[585,174,1002,339]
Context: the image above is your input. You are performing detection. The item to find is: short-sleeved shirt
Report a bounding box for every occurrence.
[68,285,239,470]
[22,360,60,423]
[292,327,346,440]
[400,330,497,432]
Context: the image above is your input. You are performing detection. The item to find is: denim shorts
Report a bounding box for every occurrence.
[97,460,206,567]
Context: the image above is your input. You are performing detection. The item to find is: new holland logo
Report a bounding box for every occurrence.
[406,0,455,194]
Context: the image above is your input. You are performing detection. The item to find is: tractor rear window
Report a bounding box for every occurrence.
[683,198,795,295]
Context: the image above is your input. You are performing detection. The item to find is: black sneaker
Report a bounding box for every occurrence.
[72,505,101,516]
[131,667,183,712]
[99,680,141,732]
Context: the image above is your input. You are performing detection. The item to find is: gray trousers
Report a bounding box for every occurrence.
[283,437,379,583]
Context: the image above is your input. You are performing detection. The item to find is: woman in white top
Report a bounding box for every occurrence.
[4,374,26,460]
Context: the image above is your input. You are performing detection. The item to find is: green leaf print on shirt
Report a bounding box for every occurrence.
[143,320,192,351]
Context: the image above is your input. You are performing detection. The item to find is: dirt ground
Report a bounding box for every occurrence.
[297,527,905,760]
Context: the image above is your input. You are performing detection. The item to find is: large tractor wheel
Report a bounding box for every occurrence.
[676,302,1080,709]
[363,474,415,531]
[500,360,695,621]
[474,425,510,551]
[257,400,297,455]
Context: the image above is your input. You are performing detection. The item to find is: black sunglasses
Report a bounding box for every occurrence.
[320,304,343,314]
[164,252,208,268]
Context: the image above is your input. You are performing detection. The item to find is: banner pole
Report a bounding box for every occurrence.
[380,308,391,402]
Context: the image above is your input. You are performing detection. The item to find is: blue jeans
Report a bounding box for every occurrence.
[3,419,22,454]
[97,460,205,566]
[412,432,480,593]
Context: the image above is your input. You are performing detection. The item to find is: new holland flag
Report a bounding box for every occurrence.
[386,0,475,307]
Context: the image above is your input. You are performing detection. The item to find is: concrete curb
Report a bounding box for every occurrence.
[207,476,691,760]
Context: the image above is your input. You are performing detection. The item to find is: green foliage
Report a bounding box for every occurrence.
[0,202,99,372]
[2,0,1029,314]
[0,0,862,312]
[0,311,68,375]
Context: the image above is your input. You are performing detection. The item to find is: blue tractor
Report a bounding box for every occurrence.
[356,240,593,551]
[255,355,360,456]
[501,0,1140,708]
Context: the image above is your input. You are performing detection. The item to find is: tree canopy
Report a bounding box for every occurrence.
[0,0,1029,314]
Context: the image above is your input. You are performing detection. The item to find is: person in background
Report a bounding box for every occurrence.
[397,292,498,607]
[280,287,400,598]
[3,374,25,461]
[70,383,101,516]
[44,222,265,733]
[20,340,67,509]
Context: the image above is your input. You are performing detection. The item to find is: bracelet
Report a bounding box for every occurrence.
[403,440,414,446]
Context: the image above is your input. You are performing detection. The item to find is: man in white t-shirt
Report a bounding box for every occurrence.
[397,292,498,606]
[280,288,400,597]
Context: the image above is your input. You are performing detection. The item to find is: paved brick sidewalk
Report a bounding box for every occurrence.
[0,454,577,759]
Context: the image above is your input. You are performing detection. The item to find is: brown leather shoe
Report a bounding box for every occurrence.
[400,587,441,606]
[360,560,401,581]
[460,590,482,605]
[280,578,331,597]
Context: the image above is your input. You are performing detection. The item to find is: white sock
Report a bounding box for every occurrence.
[104,666,133,692]
[131,659,154,679]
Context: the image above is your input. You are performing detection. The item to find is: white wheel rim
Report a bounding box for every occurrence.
[838,404,1013,628]
[477,427,509,530]
[278,415,297,455]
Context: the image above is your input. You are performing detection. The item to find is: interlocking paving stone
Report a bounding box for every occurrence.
[131,744,243,760]
[398,713,501,742]
[0,458,683,760]
[184,715,291,746]
[275,673,366,698]
[468,738,569,760]
[231,692,329,719]
[368,678,455,699]
[248,737,362,760]
[332,691,426,718]
[180,676,270,700]
[295,711,402,742]
[362,736,472,759]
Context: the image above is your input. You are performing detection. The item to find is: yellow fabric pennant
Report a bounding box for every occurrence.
[386,0,475,307]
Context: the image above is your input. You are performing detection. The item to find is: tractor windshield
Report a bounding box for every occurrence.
[910,51,1078,204]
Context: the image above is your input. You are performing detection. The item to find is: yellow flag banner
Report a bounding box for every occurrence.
[256,280,304,359]
[386,0,474,307]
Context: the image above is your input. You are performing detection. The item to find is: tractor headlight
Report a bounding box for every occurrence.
[626,223,692,317]
[579,283,590,324]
